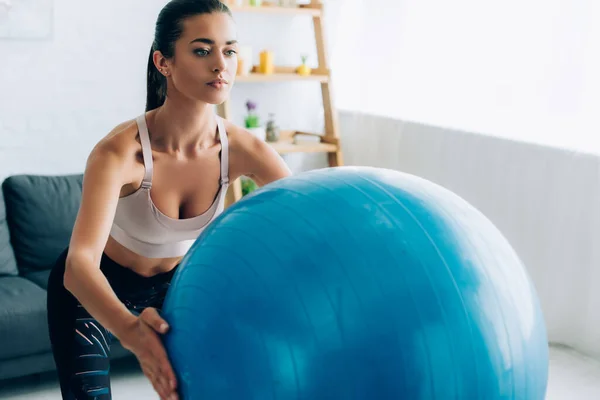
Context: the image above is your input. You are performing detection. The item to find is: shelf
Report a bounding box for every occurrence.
[269,140,338,154]
[236,72,328,83]
[265,131,338,154]
[236,65,329,83]
[228,5,322,17]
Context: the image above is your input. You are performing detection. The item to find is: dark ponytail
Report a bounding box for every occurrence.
[146,0,232,112]
[146,46,167,112]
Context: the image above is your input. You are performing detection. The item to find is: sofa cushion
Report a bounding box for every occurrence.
[0,191,18,276]
[24,270,51,289]
[0,277,51,360]
[3,174,83,274]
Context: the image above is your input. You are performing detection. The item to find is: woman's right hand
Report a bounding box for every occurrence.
[119,308,179,400]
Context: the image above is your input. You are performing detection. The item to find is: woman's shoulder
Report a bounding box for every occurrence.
[81,117,147,191]
[222,119,269,154]
[85,117,146,175]
[93,118,142,157]
[221,118,291,183]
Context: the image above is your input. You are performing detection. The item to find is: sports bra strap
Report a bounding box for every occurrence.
[217,116,230,185]
[136,114,154,189]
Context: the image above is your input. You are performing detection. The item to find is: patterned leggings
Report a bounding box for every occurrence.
[47,248,178,399]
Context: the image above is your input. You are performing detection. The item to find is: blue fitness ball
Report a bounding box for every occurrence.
[161,166,549,399]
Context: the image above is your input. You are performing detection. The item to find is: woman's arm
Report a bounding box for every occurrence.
[64,142,178,399]
[229,127,292,186]
[63,145,137,337]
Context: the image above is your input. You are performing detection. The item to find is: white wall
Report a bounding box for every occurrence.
[329,0,600,154]
[0,0,163,181]
[0,0,338,182]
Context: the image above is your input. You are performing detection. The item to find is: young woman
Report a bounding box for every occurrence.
[46,1,291,399]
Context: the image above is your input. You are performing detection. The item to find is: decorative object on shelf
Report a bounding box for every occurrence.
[244,100,266,141]
[249,0,262,6]
[236,46,253,76]
[244,100,260,128]
[278,0,297,7]
[236,57,247,76]
[240,176,258,196]
[258,50,275,74]
[293,132,321,145]
[265,113,281,143]
[296,54,312,76]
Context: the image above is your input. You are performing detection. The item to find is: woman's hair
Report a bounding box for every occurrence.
[146,0,231,112]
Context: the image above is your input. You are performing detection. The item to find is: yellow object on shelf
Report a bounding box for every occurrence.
[259,50,274,74]
[236,58,247,76]
[296,64,312,76]
[296,54,312,76]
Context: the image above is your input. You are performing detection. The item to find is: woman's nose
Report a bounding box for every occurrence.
[213,53,227,73]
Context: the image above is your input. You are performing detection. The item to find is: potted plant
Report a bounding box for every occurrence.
[296,54,312,76]
[241,176,259,197]
[245,100,266,141]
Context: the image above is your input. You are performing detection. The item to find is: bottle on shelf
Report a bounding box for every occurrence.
[278,0,297,7]
[259,50,275,74]
[265,113,281,143]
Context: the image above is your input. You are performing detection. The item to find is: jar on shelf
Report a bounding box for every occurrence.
[259,50,274,74]
[236,46,253,76]
[278,0,297,7]
[265,113,280,142]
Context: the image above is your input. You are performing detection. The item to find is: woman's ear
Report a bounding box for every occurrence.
[153,50,170,77]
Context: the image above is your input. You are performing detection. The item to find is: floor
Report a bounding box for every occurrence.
[1,345,599,399]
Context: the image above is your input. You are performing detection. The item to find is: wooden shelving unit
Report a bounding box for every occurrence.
[219,0,343,205]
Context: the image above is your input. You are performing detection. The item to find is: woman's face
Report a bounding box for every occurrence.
[162,12,238,105]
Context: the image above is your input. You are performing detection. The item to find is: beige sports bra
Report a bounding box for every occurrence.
[109,113,230,259]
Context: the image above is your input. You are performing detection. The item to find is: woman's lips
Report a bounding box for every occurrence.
[206,79,228,90]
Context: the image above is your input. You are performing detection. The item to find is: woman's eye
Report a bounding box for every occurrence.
[225,50,237,56]
[194,49,209,56]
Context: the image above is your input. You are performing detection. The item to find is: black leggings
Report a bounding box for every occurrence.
[46,248,178,399]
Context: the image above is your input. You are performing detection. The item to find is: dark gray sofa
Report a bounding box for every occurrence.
[0,174,132,383]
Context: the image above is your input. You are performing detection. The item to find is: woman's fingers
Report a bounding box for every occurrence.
[140,307,170,334]
[156,375,170,399]
[142,363,162,395]
[143,327,177,390]
[152,343,178,393]
[137,309,179,399]
[141,354,171,399]
[160,360,177,391]
[147,366,170,399]
[145,327,178,398]
[156,366,179,399]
